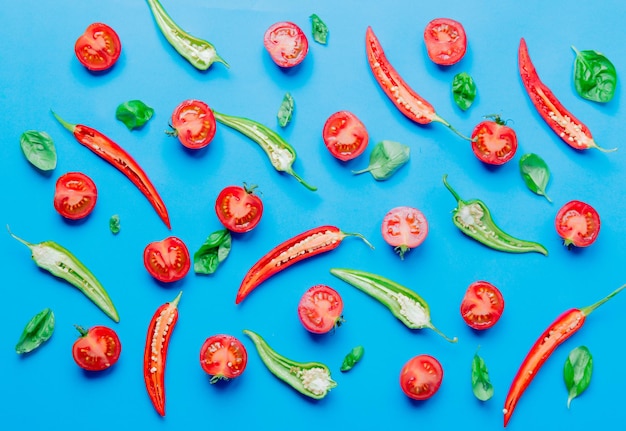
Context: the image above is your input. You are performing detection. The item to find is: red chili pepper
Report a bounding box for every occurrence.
[143,291,182,416]
[365,26,470,141]
[236,225,373,304]
[518,38,615,153]
[503,283,626,427]
[52,111,171,229]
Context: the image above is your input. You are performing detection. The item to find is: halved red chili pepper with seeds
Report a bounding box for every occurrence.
[236,226,373,304]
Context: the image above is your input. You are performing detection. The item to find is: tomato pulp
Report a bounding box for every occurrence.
[215,184,263,233]
[72,325,121,371]
[460,281,505,330]
[53,172,98,220]
[264,21,309,68]
[399,354,443,400]
[74,23,121,71]
[470,116,518,165]
[169,99,216,149]
[381,206,428,259]
[423,18,467,66]
[555,200,601,247]
[297,284,344,334]
[322,111,369,161]
[143,236,191,282]
[199,334,248,382]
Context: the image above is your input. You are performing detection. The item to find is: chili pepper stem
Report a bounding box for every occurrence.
[428,323,458,343]
[442,174,462,202]
[50,110,76,133]
[287,168,317,191]
[434,114,473,142]
[580,283,626,316]
[342,231,375,249]
[6,225,32,247]
[591,142,617,153]
[170,291,183,308]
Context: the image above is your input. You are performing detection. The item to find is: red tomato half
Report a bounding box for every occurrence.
[381,206,428,259]
[74,23,121,71]
[297,285,344,334]
[322,111,369,161]
[555,200,601,248]
[470,116,518,165]
[169,99,216,150]
[400,355,443,400]
[460,281,505,330]
[215,184,263,233]
[72,325,121,371]
[423,18,467,66]
[54,172,98,220]
[199,334,248,382]
[264,21,309,68]
[144,236,191,282]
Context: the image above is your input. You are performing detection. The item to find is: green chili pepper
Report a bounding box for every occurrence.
[8,227,120,322]
[442,175,548,255]
[15,308,55,354]
[213,110,316,191]
[340,345,364,372]
[330,268,457,343]
[243,329,337,399]
[145,0,228,71]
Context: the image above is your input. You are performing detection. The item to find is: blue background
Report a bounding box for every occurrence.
[3,1,626,429]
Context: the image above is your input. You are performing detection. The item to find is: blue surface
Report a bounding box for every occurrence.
[3,0,626,429]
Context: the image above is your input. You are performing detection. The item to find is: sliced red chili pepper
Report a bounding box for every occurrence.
[503,284,626,427]
[52,112,171,229]
[518,38,615,153]
[143,291,182,416]
[236,226,373,304]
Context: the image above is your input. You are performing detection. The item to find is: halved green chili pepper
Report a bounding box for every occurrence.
[330,268,457,343]
[145,0,228,71]
[15,308,55,354]
[213,110,317,191]
[443,175,548,255]
[243,329,337,399]
[8,227,120,322]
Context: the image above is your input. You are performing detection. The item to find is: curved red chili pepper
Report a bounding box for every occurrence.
[365,26,470,141]
[518,38,615,153]
[236,225,373,304]
[52,112,172,229]
[144,291,182,416]
[503,283,626,427]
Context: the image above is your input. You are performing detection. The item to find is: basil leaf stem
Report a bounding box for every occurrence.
[563,345,593,408]
[15,308,55,354]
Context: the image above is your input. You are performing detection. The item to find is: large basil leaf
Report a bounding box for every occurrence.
[471,351,494,401]
[564,345,593,408]
[572,46,617,103]
[15,308,55,354]
[519,153,552,202]
[452,72,477,111]
[20,130,57,171]
[193,229,232,274]
[352,140,410,180]
[116,100,155,130]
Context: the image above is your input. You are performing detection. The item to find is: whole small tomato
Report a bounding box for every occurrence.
[72,325,121,371]
[381,206,428,259]
[399,354,443,400]
[424,18,467,66]
[555,200,601,248]
[215,184,263,233]
[470,115,518,165]
[460,281,505,330]
[322,111,369,161]
[144,236,191,282]
[54,172,98,220]
[297,284,344,334]
[199,334,248,383]
[168,99,216,150]
[264,21,309,68]
[74,23,121,71]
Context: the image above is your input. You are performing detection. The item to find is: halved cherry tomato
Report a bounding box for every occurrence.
[168,99,216,150]
[555,200,601,248]
[143,236,191,282]
[74,23,121,71]
[381,206,428,259]
[460,281,505,330]
[322,111,369,161]
[199,334,248,382]
[470,115,518,165]
[72,325,121,371]
[53,172,98,220]
[215,184,263,233]
[423,18,467,66]
[399,354,443,400]
[263,21,309,68]
[297,284,344,334]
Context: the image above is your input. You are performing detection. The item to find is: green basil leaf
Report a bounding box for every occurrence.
[572,46,617,103]
[310,14,328,45]
[471,351,494,401]
[564,345,593,408]
[352,140,410,181]
[15,308,55,354]
[452,72,477,111]
[109,214,121,235]
[277,92,295,128]
[340,345,365,372]
[20,130,57,171]
[193,229,232,275]
[115,100,155,130]
[519,153,552,202]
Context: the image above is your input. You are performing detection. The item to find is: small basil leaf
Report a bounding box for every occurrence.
[310,14,328,45]
[352,140,410,181]
[471,351,494,401]
[519,153,552,202]
[452,72,477,111]
[564,345,593,408]
[340,345,365,372]
[109,214,121,235]
[193,229,232,275]
[115,100,155,130]
[15,308,55,354]
[572,46,617,103]
[20,130,57,171]
[277,92,295,128]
